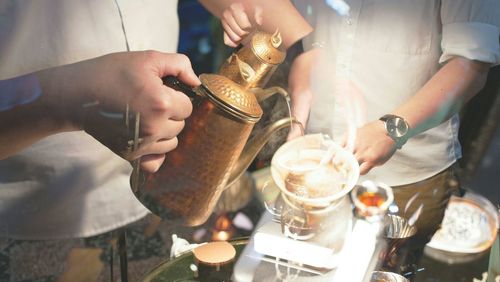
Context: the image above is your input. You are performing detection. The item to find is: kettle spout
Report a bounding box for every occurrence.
[226,117,302,188]
[251,86,289,103]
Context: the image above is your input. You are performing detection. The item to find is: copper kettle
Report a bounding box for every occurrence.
[131,31,298,226]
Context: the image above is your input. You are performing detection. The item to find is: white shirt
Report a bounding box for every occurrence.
[0,0,179,239]
[295,0,500,186]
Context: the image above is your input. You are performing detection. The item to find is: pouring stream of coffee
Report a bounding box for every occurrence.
[319,142,338,166]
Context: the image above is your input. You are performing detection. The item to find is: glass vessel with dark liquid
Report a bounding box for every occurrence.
[351,181,394,221]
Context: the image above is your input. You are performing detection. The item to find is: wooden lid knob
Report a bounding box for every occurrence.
[193,241,236,266]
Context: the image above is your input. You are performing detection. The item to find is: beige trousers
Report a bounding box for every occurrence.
[392,163,461,243]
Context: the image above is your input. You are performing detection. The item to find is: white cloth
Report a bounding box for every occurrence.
[0,0,179,239]
[295,0,500,186]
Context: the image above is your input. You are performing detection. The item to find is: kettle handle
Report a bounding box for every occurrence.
[130,76,199,192]
[162,76,199,99]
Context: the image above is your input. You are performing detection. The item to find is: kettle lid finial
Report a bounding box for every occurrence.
[251,31,286,65]
[271,29,282,48]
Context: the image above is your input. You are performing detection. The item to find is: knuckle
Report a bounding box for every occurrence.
[174,53,191,68]
[176,53,189,63]
[230,2,242,12]
[140,123,157,137]
[143,50,158,61]
[153,90,192,118]
[364,157,376,166]
[154,97,173,114]
[222,10,232,20]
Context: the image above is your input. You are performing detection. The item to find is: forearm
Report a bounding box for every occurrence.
[289,49,318,122]
[393,57,490,138]
[199,0,312,48]
[0,69,83,159]
[0,101,70,159]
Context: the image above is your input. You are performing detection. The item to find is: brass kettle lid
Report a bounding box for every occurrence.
[251,30,286,65]
[200,74,262,122]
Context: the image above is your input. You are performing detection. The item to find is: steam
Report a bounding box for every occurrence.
[408,203,423,227]
[339,79,366,152]
[404,192,420,214]
[325,0,350,16]
[404,192,424,226]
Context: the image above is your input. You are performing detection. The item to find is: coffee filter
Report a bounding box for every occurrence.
[271,134,360,207]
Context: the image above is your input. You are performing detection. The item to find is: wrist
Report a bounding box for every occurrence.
[379,114,410,149]
[36,66,87,132]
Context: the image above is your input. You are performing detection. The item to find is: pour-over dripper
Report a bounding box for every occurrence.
[270,134,360,208]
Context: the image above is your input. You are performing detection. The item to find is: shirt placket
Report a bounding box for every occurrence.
[334,0,361,84]
[115,0,147,51]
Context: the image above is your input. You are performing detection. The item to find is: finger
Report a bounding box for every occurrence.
[140,155,165,173]
[139,137,179,156]
[229,3,253,31]
[241,30,254,46]
[139,120,185,147]
[127,137,179,163]
[253,6,264,25]
[338,137,346,149]
[157,88,193,121]
[221,21,243,45]
[152,52,200,87]
[354,152,365,166]
[223,6,251,36]
[359,162,373,175]
[224,32,238,48]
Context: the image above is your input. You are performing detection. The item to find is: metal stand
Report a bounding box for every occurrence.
[110,241,114,281]
[118,230,128,282]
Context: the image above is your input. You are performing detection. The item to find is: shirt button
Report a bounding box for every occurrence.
[346,17,352,25]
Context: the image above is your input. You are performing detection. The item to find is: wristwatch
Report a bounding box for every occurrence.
[379,114,410,149]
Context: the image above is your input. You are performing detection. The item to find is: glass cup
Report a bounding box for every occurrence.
[351,181,394,222]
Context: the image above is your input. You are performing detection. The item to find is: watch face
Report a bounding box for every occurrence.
[386,117,409,138]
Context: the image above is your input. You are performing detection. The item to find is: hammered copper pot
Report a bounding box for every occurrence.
[131,31,298,226]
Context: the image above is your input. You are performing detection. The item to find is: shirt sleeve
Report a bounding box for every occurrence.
[440,0,500,65]
[0,74,42,111]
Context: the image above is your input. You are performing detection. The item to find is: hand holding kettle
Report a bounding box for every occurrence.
[0,51,199,174]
